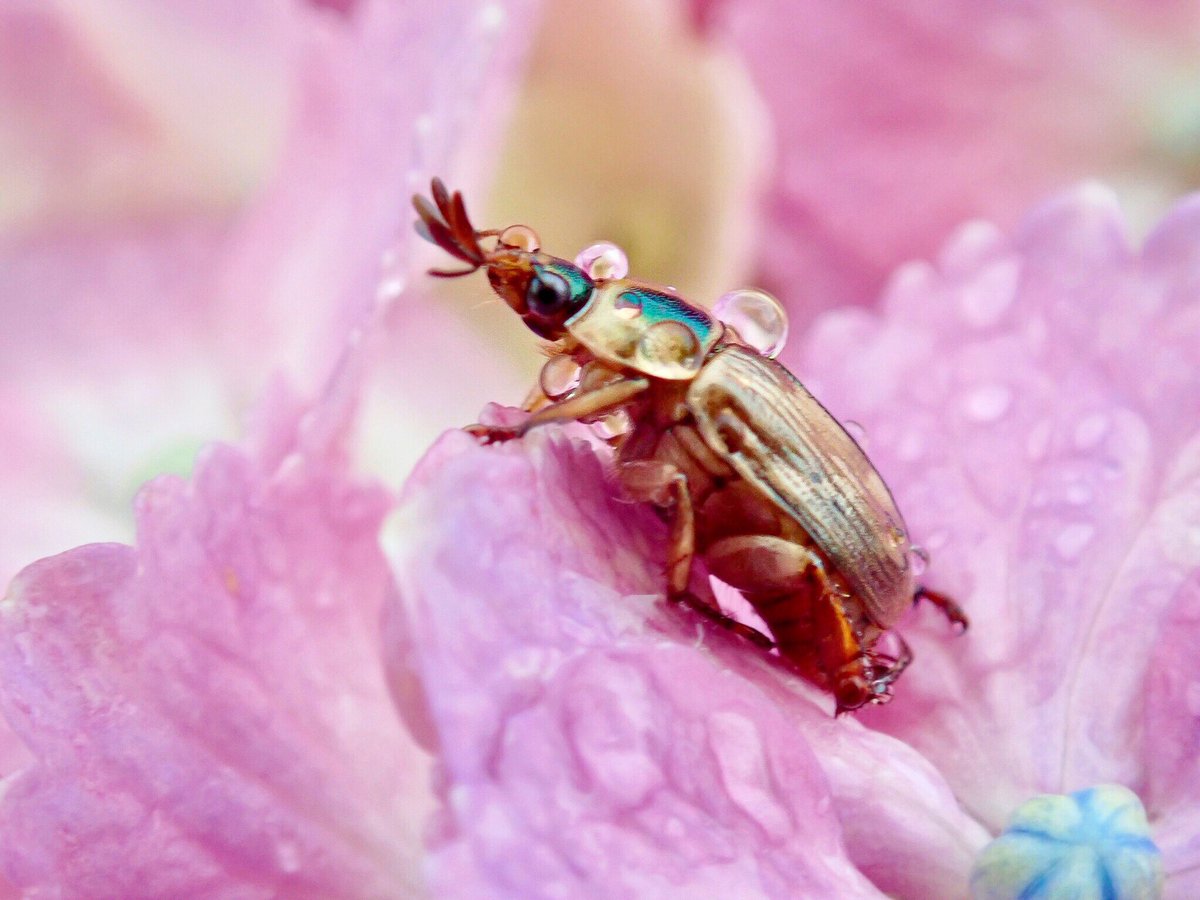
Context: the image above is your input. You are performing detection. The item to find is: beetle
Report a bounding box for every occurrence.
[414,178,966,713]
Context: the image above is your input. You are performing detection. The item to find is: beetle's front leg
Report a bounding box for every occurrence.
[466,377,650,444]
[619,460,774,650]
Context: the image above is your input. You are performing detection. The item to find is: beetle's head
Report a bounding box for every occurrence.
[413,178,594,340]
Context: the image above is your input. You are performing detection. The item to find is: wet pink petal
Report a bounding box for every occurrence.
[0,415,429,896]
[698,1,1200,320]
[791,186,1200,881]
[385,430,986,897]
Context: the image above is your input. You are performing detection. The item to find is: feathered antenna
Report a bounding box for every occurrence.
[412,178,496,278]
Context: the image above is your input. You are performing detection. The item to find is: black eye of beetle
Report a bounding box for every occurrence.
[526,270,572,318]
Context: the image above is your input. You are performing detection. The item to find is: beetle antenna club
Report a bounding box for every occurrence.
[411,177,491,278]
[414,177,968,715]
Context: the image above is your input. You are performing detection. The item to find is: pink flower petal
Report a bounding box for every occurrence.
[699,1,1200,320]
[0,427,428,896]
[790,186,1200,844]
[386,429,987,897]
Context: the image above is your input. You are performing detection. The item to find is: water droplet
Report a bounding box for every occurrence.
[275,839,301,873]
[539,354,581,400]
[1054,522,1095,561]
[478,2,505,30]
[1074,414,1109,450]
[712,288,789,358]
[964,384,1012,422]
[591,410,632,440]
[939,219,1005,274]
[958,258,1019,327]
[1026,421,1052,460]
[376,275,407,303]
[639,320,701,371]
[896,429,925,462]
[1065,483,1093,506]
[908,545,930,577]
[843,420,868,448]
[574,241,628,280]
[498,224,540,253]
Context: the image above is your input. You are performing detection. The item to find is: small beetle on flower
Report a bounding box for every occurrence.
[414,178,966,713]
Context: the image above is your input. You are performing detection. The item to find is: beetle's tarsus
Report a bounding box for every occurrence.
[914,586,969,633]
[672,591,775,650]
[464,423,524,444]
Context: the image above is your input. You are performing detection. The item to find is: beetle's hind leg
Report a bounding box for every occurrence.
[914,586,969,632]
[618,460,775,651]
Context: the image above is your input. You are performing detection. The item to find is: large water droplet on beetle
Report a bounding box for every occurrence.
[907,545,930,577]
[498,224,540,252]
[713,288,788,358]
[575,241,629,280]
[591,409,631,440]
[539,354,581,399]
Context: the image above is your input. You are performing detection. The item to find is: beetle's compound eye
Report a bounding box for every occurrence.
[526,269,573,318]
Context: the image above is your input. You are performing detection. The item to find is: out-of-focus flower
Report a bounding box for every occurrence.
[0,0,530,586]
[692,0,1200,321]
[382,187,1200,897]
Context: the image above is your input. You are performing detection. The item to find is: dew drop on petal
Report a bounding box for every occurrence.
[1054,522,1095,561]
[376,275,407,304]
[1074,413,1110,450]
[1065,483,1093,506]
[713,288,789,358]
[574,241,629,280]
[539,354,581,400]
[843,419,868,448]
[964,384,1012,422]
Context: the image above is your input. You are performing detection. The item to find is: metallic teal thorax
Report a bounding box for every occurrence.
[566,280,723,380]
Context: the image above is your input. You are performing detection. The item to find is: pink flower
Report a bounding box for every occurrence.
[5,1,1200,896]
[694,0,1200,322]
[383,186,1199,897]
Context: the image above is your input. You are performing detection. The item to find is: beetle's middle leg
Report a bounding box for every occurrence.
[619,460,774,650]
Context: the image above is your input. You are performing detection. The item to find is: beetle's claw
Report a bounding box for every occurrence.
[464,423,524,444]
[914,586,970,633]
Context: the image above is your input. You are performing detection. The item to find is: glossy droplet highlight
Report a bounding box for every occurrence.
[539,355,581,400]
[639,320,702,372]
[907,545,929,578]
[843,420,868,448]
[498,224,540,253]
[713,288,788,358]
[591,410,632,440]
[575,241,629,280]
[970,785,1163,900]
